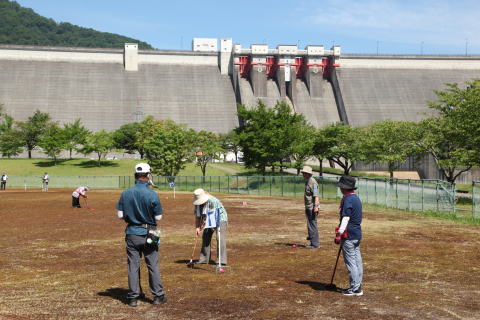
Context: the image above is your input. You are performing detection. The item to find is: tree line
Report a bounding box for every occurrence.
[0,79,479,183]
[0,0,153,49]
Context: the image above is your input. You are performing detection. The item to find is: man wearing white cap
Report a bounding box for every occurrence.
[193,188,228,265]
[301,165,320,248]
[116,163,166,307]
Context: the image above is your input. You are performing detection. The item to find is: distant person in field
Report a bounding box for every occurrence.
[192,188,228,266]
[42,172,49,191]
[71,185,89,208]
[116,163,166,307]
[301,166,320,248]
[335,175,363,296]
[1,172,7,190]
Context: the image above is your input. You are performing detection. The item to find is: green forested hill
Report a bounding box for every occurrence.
[0,0,154,49]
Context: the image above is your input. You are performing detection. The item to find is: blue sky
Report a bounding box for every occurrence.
[14,0,480,55]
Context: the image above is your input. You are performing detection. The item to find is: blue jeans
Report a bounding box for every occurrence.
[342,239,363,290]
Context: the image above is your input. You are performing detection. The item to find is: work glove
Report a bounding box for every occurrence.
[334,233,342,244]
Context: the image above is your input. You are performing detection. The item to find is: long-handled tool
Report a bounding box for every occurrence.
[83,198,95,211]
[186,235,199,268]
[325,244,343,290]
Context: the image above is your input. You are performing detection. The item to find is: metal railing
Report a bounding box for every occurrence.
[6,175,459,216]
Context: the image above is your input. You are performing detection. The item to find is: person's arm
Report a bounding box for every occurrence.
[313,182,320,213]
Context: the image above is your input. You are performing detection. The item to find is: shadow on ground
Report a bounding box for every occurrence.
[98,288,151,304]
[296,281,342,292]
[74,160,119,168]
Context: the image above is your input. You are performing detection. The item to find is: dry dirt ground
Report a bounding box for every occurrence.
[0,189,479,320]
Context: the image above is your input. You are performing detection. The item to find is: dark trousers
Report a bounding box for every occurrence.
[305,208,320,247]
[0,181,5,190]
[199,221,228,265]
[72,196,81,208]
[125,234,165,299]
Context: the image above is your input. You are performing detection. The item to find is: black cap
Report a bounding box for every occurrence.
[336,175,357,190]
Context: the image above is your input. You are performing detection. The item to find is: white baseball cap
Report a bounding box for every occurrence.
[135,163,151,174]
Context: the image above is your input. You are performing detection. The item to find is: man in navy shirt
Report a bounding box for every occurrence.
[335,175,363,296]
[116,163,166,307]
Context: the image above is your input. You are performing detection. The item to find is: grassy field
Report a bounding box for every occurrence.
[0,158,250,176]
[0,190,478,319]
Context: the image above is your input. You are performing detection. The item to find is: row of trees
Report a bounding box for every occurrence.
[1,79,479,183]
[0,108,227,176]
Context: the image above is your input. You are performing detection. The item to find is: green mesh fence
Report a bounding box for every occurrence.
[473,181,480,219]
[8,175,458,215]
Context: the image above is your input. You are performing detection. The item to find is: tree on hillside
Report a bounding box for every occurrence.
[363,120,424,179]
[63,119,90,159]
[38,122,67,164]
[0,0,154,49]
[321,122,366,175]
[414,80,480,184]
[17,110,51,158]
[113,122,144,158]
[143,120,194,177]
[236,101,309,174]
[79,130,114,166]
[194,130,222,177]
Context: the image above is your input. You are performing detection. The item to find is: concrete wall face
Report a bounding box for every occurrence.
[0,52,238,133]
[337,57,480,127]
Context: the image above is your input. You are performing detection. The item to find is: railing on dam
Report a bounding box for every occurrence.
[7,175,463,216]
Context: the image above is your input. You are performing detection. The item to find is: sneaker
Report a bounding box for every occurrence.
[354,286,363,296]
[342,287,363,296]
[342,288,355,296]
[152,295,167,305]
[127,298,138,307]
[305,245,319,249]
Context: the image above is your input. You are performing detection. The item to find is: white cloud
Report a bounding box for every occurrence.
[304,0,480,46]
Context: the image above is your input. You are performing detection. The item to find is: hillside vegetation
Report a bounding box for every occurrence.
[0,0,153,49]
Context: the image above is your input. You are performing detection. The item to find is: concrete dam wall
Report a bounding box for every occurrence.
[1,43,480,136]
[0,45,238,133]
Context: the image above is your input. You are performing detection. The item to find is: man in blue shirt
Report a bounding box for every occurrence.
[335,175,363,296]
[116,163,166,307]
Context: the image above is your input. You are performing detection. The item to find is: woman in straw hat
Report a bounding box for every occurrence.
[193,188,228,265]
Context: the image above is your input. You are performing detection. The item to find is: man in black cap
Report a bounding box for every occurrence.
[335,175,363,296]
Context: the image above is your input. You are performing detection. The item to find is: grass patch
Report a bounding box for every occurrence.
[364,203,480,226]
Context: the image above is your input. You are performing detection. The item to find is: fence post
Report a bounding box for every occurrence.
[384,179,387,207]
[472,181,475,218]
[227,176,230,194]
[407,179,411,211]
[366,179,369,203]
[293,176,296,197]
[374,179,377,204]
[237,176,239,194]
[436,181,439,212]
[270,176,272,196]
[247,176,250,194]
[421,180,424,212]
[281,176,284,197]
